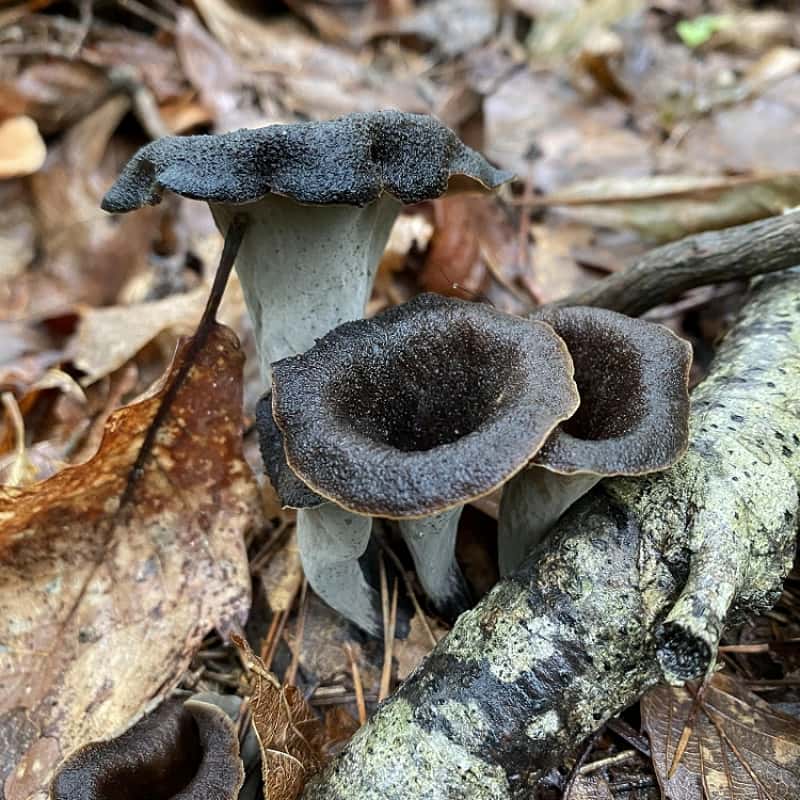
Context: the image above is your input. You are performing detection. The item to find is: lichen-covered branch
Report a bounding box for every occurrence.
[304,270,800,799]
[559,210,800,316]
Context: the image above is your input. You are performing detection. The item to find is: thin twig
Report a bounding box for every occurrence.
[555,210,800,316]
[285,578,307,686]
[345,644,367,725]
[562,727,604,799]
[375,533,438,648]
[379,577,399,702]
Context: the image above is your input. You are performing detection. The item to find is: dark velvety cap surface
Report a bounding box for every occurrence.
[271,293,579,518]
[256,392,323,509]
[101,111,513,212]
[50,698,243,800]
[531,306,692,476]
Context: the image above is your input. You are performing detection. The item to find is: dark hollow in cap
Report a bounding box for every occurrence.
[50,698,243,800]
[531,306,692,476]
[270,293,579,518]
[101,111,513,213]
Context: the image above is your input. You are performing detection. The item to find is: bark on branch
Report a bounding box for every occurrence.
[559,209,800,315]
[304,266,800,799]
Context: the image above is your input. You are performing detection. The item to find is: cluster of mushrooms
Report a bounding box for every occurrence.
[102,110,692,638]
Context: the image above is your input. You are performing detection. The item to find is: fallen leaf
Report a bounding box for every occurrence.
[483,69,652,190]
[420,196,488,298]
[234,636,327,800]
[530,221,597,303]
[261,530,303,614]
[0,60,112,136]
[395,613,447,680]
[175,8,261,131]
[0,182,36,283]
[71,273,250,386]
[0,323,259,800]
[17,95,157,319]
[540,173,800,241]
[297,595,381,690]
[681,74,800,174]
[379,213,434,275]
[642,672,800,799]
[0,117,46,178]
[371,0,499,57]
[527,0,643,62]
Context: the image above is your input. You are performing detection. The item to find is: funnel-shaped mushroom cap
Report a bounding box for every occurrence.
[256,391,323,509]
[50,697,243,800]
[101,111,512,212]
[531,306,692,476]
[270,293,579,518]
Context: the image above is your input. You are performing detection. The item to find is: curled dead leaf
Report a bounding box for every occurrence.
[233,636,328,800]
[0,117,46,179]
[0,323,259,800]
[642,672,800,799]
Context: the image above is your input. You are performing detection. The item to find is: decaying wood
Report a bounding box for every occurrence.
[304,267,800,799]
[559,209,800,316]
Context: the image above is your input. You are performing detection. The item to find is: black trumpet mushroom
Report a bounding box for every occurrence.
[101,110,512,383]
[498,306,692,574]
[261,293,579,635]
[102,112,511,637]
[50,696,243,800]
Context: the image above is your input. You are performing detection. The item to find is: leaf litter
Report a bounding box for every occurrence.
[3,0,800,798]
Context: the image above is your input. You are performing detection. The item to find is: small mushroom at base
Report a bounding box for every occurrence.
[498,306,692,575]
[50,696,244,800]
[265,293,579,633]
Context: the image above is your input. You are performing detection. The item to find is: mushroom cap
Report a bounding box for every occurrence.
[50,697,243,800]
[270,293,579,518]
[101,111,513,213]
[531,306,692,476]
[256,391,323,509]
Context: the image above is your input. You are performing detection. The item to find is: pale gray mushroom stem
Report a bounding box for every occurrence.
[296,504,381,637]
[498,470,599,575]
[212,195,401,381]
[398,508,471,621]
[215,196,402,636]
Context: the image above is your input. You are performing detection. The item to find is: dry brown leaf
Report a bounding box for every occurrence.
[0,116,46,179]
[484,69,652,191]
[395,613,447,681]
[681,74,800,175]
[71,275,249,386]
[0,182,36,282]
[420,196,488,298]
[261,530,303,614]
[0,61,112,136]
[233,636,327,800]
[0,323,259,800]
[642,672,800,799]
[530,221,597,303]
[541,173,800,241]
[10,95,157,321]
[369,0,498,57]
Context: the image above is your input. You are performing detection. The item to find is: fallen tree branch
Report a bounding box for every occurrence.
[304,268,800,798]
[558,209,800,316]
